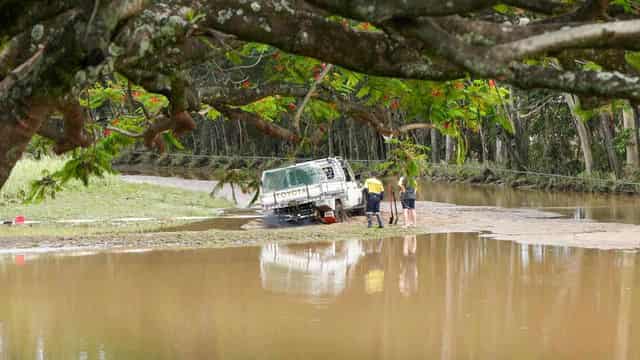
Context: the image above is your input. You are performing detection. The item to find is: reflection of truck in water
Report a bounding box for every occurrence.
[260,157,365,223]
[260,241,364,298]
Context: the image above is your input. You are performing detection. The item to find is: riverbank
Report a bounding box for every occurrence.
[3,198,640,253]
[426,164,640,195]
[4,158,640,252]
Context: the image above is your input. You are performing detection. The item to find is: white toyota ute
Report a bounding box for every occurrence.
[260,157,365,223]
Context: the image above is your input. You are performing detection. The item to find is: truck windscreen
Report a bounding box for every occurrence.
[263,165,324,192]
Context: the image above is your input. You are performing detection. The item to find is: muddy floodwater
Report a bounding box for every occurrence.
[417,180,640,224]
[1,233,640,359]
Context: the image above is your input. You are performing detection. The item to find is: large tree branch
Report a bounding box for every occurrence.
[199,83,313,106]
[433,15,640,51]
[304,0,569,22]
[217,105,300,143]
[395,18,640,100]
[204,0,463,81]
[294,64,334,132]
[491,19,640,62]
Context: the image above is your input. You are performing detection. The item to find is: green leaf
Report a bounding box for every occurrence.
[625,51,640,72]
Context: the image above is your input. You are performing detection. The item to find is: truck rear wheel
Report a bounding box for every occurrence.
[335,200,347,223]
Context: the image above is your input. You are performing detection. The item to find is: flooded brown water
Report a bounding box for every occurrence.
[1,234,639,359]
[417,180,640,224]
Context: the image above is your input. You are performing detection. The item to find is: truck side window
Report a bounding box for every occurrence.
[323,167,335,179]
[342,167,352,181]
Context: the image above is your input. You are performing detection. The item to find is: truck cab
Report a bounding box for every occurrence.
[261,157,364,223]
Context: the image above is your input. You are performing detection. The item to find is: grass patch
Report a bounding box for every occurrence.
[0,157,232,223]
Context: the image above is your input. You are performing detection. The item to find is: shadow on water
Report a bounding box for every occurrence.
[2,233,640,359]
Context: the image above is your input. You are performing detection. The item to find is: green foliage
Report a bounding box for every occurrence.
[612,0,639,13]
[493,4,513,14]
[241,96,295,121]
[582,61,603,72]
[377,139,429,187]
[614,128,634,155]
[26,139,123,203]
[233,41,513,162]
[625,51,640,72]
[26,135,54,159]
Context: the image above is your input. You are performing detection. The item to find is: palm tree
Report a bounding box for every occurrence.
[210,167,261,206]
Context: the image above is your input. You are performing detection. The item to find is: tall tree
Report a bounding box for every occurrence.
[565,94,594,175]
[622,102,639,171]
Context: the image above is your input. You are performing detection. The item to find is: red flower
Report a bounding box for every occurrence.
[390,99,400,110]
[488,79,496,88]
[150,97,160,104]
[242,80,251,88]
[431,89,442,97]
[132,91,141,97]
[443,122,450,129]
[321,63,327,69]
[288,103,297,111]
[103,129,112,137]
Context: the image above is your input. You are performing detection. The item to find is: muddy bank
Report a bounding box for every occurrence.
[0,223,422,254]
[427,165,640,195]
[4,199,640,252]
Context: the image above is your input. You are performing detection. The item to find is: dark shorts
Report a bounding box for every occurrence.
[401,199,416,209]
[366,194,382,213]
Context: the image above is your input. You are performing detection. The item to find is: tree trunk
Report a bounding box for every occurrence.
[0,103,50,190]
[431,128,440,163]
[496,136,506,166]
[479,123,489,163]
[565,94,594,175]
[445,135,455,163]
[622,102,639,171]
[599,112,622,178]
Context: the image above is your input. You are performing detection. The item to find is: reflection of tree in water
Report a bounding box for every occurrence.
[399,235,418,297]
[259,240,363,299]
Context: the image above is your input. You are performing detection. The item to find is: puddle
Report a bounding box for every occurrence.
[1,233,640,358]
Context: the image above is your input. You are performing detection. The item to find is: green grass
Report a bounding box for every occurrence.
[1,155,70,201]
[0,157,232,222]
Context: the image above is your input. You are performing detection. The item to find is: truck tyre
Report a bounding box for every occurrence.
[335,200,347,223]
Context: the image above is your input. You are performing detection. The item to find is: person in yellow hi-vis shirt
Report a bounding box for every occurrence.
[363,175,384,228]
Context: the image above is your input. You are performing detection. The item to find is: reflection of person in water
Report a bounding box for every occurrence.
[362,239,385,295]
[399,235,418,297]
